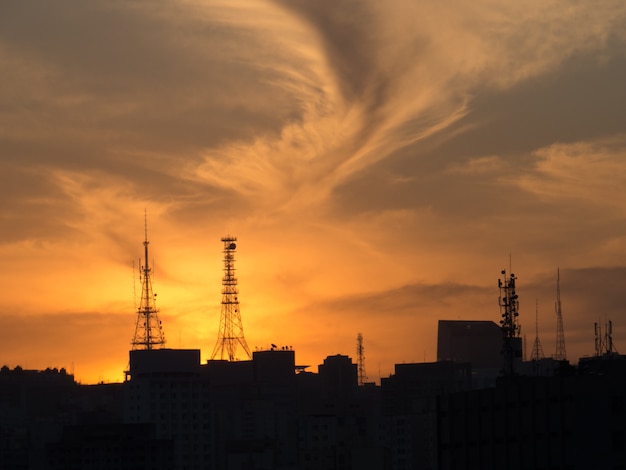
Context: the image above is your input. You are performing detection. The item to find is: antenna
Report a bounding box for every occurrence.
[498,268,521,376]
[356,333,367,386]
[554,268,567,361]
[210,236,251,361]
[606,319,619,356]
[530,299,545,361]
[594,322,603,356]
[132,260,137,311]
[131,212,166,350]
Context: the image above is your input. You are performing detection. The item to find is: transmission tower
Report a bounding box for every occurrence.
[554,268,567,361]
[211,236,251,361]
[498,269,521,376]
[530,299,544,361]
[356,333,367,386]
[131,214,166,350]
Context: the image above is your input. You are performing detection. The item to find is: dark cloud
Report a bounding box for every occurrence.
[435,53,626,160]
[0,163,79,243]
[0,0,302,166]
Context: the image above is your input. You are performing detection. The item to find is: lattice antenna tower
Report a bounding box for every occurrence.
[498,269,521,376]
[530,299,545,361]
[356,333,367,386]
[211,236,251,361]
[131,213,166,350]
[554,268,567,361]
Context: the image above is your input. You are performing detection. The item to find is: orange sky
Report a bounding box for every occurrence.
[2,0,626,384]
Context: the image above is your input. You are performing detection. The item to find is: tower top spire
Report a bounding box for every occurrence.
[144,209,148,245]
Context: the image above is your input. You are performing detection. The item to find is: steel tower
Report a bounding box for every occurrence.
[211,236,251,361]
[530,299,545,361]
[498,269,521,376]
[554,268,567,361]
[131,216,166,350]
[356,333,367,386]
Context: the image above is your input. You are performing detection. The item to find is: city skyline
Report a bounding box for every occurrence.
[2,1,626,383]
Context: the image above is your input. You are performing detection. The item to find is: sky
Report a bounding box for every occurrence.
[2,0,626,384]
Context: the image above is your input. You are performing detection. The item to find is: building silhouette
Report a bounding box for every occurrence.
[436,320,505,388]
[437,356,626,469]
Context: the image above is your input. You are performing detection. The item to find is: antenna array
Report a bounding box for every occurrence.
[356,333,367,386]
[498,269,521,376]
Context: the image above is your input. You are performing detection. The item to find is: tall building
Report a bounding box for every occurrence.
[437,358,626,470]
[437,320,505,388]
[381,361,472,470]
[124,349,212,470]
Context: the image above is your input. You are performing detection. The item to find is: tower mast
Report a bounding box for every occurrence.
[211,236,251,361]
[498,269,521,376]
[554,268,567,361]
[356,333,367,386]
[131,213,166,350]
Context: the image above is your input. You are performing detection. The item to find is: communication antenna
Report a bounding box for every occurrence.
[498,269,521,376]
[356,333,367,386]
[606,320,619,355]
[530,299,545,361]
[211,236,251,361]
[131,212,166,350]
[554,268,567,361]
[132,261,137,311]
[594,322,603,356]
[594,318,619,356]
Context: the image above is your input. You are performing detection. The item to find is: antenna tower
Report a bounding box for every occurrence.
[596,319,619,356]
[131,214,166,350]
[356,333,367,386]
[530,299,544,361]
[498,269,521,376]
[554,268,567,361]
[211,236,251,361]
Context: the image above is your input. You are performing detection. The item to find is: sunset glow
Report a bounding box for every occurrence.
[2,0,626,384]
